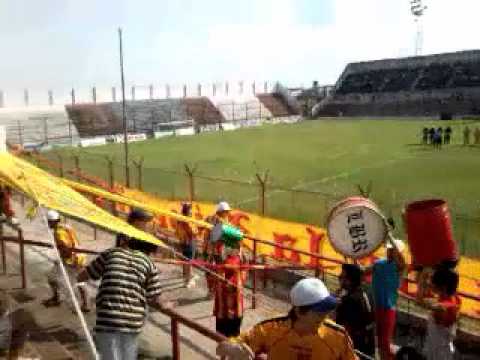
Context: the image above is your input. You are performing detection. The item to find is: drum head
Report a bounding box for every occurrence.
[327,205,387,259]
[209,223,224,243]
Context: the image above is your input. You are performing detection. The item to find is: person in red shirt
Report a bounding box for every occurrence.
[214,243,244,337]
[0,185,19,227]
[419,266,460,360]
[204,201,232,297]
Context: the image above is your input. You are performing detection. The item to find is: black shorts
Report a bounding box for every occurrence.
[216,317,242,338]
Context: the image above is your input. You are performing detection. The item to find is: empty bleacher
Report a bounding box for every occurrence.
[256,93,299,117]
[315,50,480,117]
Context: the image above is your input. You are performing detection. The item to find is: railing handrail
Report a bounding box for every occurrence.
[1,234,479,303]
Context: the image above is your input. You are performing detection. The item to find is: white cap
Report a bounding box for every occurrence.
[47,210,60,221]
[290,278,337,312]
[216,201,231,213]
[386,238,405,252]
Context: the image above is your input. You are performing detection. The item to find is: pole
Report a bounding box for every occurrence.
[0,224,6,274]
[171,318,180,360]
[18,229,26,289]
[119,28,130,187]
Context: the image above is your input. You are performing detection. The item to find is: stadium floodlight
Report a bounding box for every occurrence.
[410,0,427,56]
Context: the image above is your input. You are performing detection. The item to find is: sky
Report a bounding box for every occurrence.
[0,0,479,99]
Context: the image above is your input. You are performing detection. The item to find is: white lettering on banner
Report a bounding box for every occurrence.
[154,131,175,138]
[80,137,107,147]
[176,127,195,136]
[114,133,147,143]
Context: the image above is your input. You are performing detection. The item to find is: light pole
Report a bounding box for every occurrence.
[118,28,130,187]
[410,0,427,56]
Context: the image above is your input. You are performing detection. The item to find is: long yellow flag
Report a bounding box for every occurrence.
[0,153,165,247]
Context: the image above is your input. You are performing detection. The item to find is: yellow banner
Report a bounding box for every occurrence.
[0,153,165,247]
[93,186,480,319]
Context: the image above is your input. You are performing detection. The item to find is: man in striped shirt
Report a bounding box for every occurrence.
[78,236,162,360]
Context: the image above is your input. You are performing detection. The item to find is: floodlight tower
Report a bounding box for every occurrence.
[410,0,427,56]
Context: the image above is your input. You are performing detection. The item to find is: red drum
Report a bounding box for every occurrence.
[405,199,458,267]
[327,197,388,259]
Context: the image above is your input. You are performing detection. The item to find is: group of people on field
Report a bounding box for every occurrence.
[421,126,452,147]
[422,125,480,147]
[0,184,463,360]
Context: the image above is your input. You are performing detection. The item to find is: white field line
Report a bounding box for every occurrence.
[235,155,415,207]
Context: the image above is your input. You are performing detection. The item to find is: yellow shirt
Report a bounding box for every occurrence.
[54,224,86,267]
[235,317,358,360]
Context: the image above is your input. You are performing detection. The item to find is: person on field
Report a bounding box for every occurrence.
[463,126,471,145]
[433,129,442,149]
[77,236,163,360]
[43,210,90,312]
[176,202,198,288]
[335,264,375,357]
[422,127,429,145]
[428,127,435,144]
[444,126,452,145]
[474,127,480,145]
[364,239,406,360]
[214,242,245,338]
[419,266,461,360]
[216,278,357,360]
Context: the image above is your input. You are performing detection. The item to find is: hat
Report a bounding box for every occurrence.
[128,208,153,222]
[47,210,60,221]
[290,278,337,313]
[386,238,405,252]
[181,202,192,216]
[216,201,231,213]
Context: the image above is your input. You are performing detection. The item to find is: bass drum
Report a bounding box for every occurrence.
[327,197,388,259]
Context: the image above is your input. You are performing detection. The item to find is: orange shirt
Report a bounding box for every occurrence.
[54,224,86,267]
[175,221,195,246]
[214,255,244,319]
[234,317,358,360]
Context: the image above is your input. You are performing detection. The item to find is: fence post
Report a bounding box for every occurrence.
[17,120,23,146]
[107,157,118,216]
[184,164,197,202]
[171,318,180,360]
[57,154,64,178]
[68,118,73,145]
[43,117,48,145]
[73,155,80,181]
[252,239,258,309]
[255,171,269,217]
[18,229,26,289]
[133,157,144,190]
[0,224,6,274]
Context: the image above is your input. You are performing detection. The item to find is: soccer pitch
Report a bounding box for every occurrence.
[49,118,480,257]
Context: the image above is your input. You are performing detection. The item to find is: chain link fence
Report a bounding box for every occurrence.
[24,151,480,258]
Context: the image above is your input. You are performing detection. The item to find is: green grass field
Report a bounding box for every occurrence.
[44,118,480,257]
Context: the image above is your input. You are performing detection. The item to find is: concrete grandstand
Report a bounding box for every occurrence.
[313,50,480,118]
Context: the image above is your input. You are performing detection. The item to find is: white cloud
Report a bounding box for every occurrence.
[205,0,479,85]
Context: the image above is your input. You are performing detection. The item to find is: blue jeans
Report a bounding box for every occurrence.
[95,331,138,360]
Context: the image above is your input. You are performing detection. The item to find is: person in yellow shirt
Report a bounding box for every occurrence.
[42,210,90,312]
[217,278,358,360]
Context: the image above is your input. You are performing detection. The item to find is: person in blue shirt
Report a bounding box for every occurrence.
[365,239,406,360]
